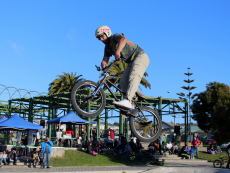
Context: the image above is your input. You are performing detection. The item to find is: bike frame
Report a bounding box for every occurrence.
[91,61,148,123]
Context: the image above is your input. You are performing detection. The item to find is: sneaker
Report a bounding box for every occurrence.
[47,166,50,168]
[113,99,133,110]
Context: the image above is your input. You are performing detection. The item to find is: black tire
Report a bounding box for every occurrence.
[71,80,106,118]
[213,160,222,168]
[130,106,162,142]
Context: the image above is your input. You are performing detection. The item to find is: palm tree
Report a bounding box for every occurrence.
[102,60,151,90]
[48,72,84,95]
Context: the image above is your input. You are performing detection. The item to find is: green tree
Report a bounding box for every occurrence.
[192,82,230,144]
[48,72,83,95]
[176,67,198,141]
[102,60,151,90]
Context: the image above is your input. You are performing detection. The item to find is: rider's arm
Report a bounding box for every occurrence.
[115,34,127,61]
[101,56,110,70]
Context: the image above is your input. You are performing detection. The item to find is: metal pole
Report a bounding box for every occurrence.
[158,96,162,120]
[105,109,108,138]
[97,114,101,137]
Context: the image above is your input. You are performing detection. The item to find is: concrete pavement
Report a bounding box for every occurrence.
[0,161,229,173]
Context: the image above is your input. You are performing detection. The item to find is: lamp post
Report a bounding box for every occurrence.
[167,91,176,125]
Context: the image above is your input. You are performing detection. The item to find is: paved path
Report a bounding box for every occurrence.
[0,161,229,173]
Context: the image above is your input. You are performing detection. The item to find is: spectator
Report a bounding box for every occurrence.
[209,145,215,154]
[214,144,222,154]
[129,139,136,152]
[153,140,159,152]
[164,140,173,155]
[190,146,195,159]
[92,128,97,142]
[114,139,119,149]
[36,130,40,146]
[172,142,179,155]
[81,130,85,143]
[38,148,43,167]
[96,141,103,154]
[87,142,96,156]
[41,136,54,169]
[66,126,74,136]
[8,150,17,165]
[226,144,230,168]
[192,136,200,158]
[23,134,28,145]
[110,129,115,140]
[87,138,91,145]
[184,145,190,159]
[136,139,143,153]
[124,143,132,156]
[207,144,213,152]
[0,151,8,165]
[33,151,40,167]
[120,133,127,146]
[106,135,113,149]
[158,132,164,154]
[148,142,156,155]
[197,134,201,141]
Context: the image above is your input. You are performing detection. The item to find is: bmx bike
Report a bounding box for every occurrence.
[70,61,162,142]
[213,156,230,168]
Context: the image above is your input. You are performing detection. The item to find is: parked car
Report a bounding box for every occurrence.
[204,136,217,145]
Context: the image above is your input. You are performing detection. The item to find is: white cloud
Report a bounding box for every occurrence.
[8,40,24,54]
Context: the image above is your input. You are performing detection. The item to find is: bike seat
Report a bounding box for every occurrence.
[136,91,146,100]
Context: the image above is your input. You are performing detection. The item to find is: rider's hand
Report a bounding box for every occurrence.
[115,52,121,61]
[101,63,108,71]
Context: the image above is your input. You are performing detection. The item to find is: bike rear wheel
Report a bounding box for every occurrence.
[213,160,222,168]
[129,106,162,142]
[71,80,106,118]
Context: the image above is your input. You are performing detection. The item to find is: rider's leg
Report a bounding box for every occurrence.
[113,53,149,109]
[113,65,133,109]
[125,53,149,101]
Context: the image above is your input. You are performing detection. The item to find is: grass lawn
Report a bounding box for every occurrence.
[197,151,229,162]
[50,150,164,167]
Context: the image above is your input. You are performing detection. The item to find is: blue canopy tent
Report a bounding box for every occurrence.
[47,111,97,141]
[0,113,43,130]
[47,111,96,125]
[0,116,7,123]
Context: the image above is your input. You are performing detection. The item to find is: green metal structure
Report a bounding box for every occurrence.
[0,90,189,145]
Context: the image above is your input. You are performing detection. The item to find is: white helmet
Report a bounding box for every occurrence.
[95,25,112,38]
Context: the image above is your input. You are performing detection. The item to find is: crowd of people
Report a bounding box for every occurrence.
[83,131,212,161]
[0,136,53,168]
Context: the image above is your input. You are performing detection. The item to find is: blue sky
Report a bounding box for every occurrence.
[0,1,230,124]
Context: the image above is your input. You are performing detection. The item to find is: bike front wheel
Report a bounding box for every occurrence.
[213,160,222,168]
[71,80,106,118]
[129,106,162,142]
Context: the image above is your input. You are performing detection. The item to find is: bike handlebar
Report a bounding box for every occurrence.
[102,60,117,72]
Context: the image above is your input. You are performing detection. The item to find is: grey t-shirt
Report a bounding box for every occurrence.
[104,33,145,63]
[158,135,164,142]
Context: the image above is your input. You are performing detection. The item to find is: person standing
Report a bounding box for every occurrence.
[110,129,115,140]
[36,130,40,146]
[192,136,200,158]
[41,136,54,169]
